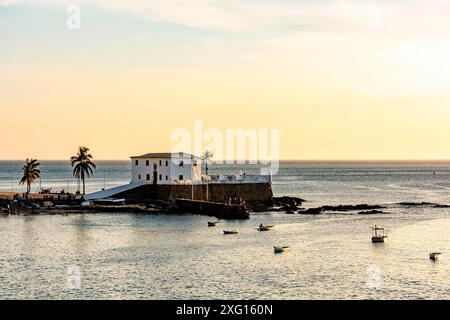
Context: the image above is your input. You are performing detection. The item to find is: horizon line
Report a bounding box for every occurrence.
[2,159,450,163]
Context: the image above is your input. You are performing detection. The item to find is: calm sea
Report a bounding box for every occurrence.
[1,161,450,299]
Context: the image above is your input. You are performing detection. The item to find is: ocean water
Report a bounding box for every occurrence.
[1,161,450,299]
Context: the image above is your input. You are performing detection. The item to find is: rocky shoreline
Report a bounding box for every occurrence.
[2,195,450,217]
[269,197,450,216]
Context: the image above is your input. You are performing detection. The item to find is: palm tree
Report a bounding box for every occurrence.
[19,158,41,194]
[70,146,96,195]
[203,150,214,175]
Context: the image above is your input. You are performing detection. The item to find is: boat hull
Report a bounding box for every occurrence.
[274,246,290,253]
[256,226,273,231]
[430,253,441,261]
[223,230,239,235]
[372,236,387,243]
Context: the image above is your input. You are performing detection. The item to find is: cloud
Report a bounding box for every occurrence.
[1,0,449,33]
[3,0,450,96]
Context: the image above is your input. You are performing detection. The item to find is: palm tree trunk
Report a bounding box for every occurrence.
[27,182,31,194]
[82,172,85,195]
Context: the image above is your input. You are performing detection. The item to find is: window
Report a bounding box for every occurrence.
[159,174,162,181]
[165,176,168,180]
[135,160,139,166]
[179,175,184,180]
[159,160,162,166]
[165,160,168,166]
[153,163,157,170]
[146,160,149,166]
[146,174,150,181]
[138,174,141,180]
[179,161,184,167]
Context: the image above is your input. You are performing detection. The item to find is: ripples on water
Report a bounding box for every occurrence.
[1,161,450,299]
[1,211,450,299]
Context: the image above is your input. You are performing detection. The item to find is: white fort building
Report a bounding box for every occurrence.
[85,151,271,201]
[131,152,202,185]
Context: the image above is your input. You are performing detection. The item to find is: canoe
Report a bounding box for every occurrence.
[274,245,291,253]
[208,221,219,227]
[257,225,275,231]
[430,252,442,261]
[223,229,239,235]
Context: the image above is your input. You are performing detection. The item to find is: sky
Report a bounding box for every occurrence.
[1,0,450,160]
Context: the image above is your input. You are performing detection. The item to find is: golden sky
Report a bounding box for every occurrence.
[2,0,450,160]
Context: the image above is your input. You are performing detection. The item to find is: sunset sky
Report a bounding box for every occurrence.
[2,0,450,160]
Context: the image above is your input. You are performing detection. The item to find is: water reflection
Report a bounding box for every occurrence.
[1,210,450,299]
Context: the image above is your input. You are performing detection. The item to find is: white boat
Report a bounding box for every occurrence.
[371,225,388,243]
[430,252,442,261]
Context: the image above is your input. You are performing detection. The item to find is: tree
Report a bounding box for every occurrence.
[70,146,96,195]
[203,150,214,175]
[19,158,41,194]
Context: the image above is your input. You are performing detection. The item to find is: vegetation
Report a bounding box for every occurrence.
[19,158,41,194]
[70,146,96,195]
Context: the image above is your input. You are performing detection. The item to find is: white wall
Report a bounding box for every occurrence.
[131,158,171,184]
[131,156,202,185]
[169,156,202,184]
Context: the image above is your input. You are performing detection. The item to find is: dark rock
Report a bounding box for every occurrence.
[433,204,450,208]
[298,207,323,215]
[397,202,436,206]
[321,204,385,212]
[273,196,305,208]
[358,210,385,215]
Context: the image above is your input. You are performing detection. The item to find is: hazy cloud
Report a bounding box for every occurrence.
[1,0,450,33]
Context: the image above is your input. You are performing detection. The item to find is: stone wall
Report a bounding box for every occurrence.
[114,183,273,208]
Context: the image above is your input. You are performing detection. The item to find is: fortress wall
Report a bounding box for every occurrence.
[114,183,273,206]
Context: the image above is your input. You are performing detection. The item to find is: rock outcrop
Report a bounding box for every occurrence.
[358,210,385,215]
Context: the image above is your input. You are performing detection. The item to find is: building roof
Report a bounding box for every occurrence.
[130,152,201,159]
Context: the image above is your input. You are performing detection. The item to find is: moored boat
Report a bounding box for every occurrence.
[223,229,239,235]
[208,221,219,227]
[371,225,388,243]
[430,252,442,261]
[257,224,275,231]
[274,245,291,253]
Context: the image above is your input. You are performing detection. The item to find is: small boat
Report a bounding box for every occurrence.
[223,229,239,235]
[430,252,442,261]
[274,245,291,254]
[208,221,219,227]
[371,225,388,243]
[257,224,275,231]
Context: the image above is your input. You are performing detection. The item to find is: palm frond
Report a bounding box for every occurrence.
[70,146,96,194]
